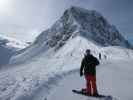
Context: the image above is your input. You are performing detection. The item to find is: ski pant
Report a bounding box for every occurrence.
[84,74,97,95]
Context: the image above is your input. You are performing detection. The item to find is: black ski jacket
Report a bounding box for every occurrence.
[80,54,100,76]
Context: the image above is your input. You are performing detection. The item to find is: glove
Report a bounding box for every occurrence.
[80,71,83,77]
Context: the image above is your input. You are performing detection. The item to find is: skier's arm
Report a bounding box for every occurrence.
[94,57,100,66]
[80,59,85,76]
[90,55,100,66]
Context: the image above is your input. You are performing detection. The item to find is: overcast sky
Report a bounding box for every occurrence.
[0,0,133,43]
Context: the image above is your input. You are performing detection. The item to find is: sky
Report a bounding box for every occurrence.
[0,0,133,44]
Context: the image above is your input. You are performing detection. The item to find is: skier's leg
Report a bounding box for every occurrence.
[85,74,91,95]
[82,75,87,92]
[93,76,96,94]
[91,76,99,95]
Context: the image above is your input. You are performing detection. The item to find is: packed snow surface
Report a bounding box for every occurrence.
[47,60,133,100]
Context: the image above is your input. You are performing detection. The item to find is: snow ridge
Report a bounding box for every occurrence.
[0,34,28,50]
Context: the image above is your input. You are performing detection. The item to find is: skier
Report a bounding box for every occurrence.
[80,49,100,96]
[99,53,102,60]
[104,55,107,60]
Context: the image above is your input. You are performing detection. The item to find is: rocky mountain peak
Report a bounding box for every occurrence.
[35,6,132,50]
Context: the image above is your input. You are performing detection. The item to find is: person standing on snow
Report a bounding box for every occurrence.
[80,49,100,96]
[99,53,102,60]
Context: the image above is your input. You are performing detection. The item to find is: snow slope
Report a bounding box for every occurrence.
[0,36,133,100]
[47,59,133,100]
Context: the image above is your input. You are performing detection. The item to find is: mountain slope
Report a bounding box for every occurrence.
[10,6,132,64]
[0,34,28,67]
[41,6,131,48]
[0,34,28,50]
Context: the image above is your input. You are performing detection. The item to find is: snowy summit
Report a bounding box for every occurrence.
[36,6,131,48]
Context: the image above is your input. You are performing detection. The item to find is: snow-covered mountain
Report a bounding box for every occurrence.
[10,6,132,64]
[0,6,133,100]
[36,6,131,49]
[0,34,29,50]
[0,34,28,67]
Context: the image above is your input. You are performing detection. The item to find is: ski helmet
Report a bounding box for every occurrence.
[85,49,91,55]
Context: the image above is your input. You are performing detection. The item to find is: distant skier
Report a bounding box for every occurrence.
[104,55,107,60]
[80,49,100,96]
[99,53,102,60]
